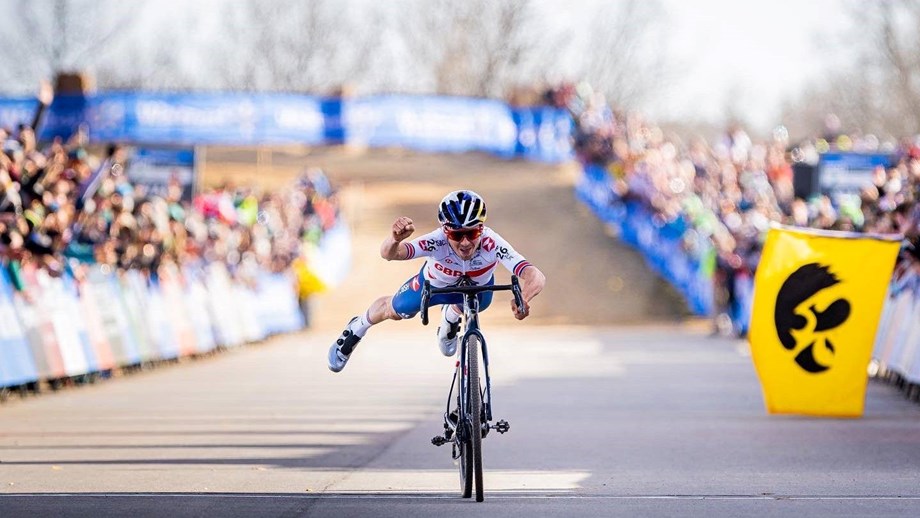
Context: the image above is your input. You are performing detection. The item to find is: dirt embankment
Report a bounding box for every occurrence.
[204,146,691,331]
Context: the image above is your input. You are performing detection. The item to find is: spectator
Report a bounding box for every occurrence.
[555,80,920,336]
[1,124,343,330]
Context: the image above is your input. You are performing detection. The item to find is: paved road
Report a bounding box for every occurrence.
[2,324,920,517]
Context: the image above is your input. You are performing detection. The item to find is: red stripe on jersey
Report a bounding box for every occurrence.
[405,243,415,259]
[467,262,497,278]
[513,260,531,276]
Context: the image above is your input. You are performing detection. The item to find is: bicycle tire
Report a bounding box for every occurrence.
[459,380,473,498]
[468,334,484,502]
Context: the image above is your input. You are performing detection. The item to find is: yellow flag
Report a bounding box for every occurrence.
[748,225,901,417]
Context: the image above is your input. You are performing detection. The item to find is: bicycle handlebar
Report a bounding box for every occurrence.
[420,275,524,326]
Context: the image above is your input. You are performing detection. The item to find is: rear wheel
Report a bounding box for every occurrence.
[468,334,484,502]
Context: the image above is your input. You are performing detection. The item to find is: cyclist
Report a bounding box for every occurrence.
[328,190,546,372]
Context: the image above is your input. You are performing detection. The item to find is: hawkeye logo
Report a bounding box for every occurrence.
[774,263,851,374]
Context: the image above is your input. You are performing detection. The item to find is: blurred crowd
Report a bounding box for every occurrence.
[0,122,340,294]
[544,81,920,334]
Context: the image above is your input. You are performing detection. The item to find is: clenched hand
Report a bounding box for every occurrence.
[511,298,530,320]
[392,216,415,242]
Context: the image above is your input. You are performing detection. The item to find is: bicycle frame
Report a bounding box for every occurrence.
[452,293,489,443]
[421,275,522,501]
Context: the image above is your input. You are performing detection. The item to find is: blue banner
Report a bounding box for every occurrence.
[39,93,329,145]
[4,92,572,162]
[0,97,38,131]
[128,146,197,201]
[818,152,895,195]
[512,106,573,162]
[344,95,519,155]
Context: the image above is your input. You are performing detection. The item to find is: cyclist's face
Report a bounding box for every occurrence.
[445,225,482,260]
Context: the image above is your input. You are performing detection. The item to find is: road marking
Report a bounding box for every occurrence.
[4,493,920,501]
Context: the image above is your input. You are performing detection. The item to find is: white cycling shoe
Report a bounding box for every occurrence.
[328,317,361,372]
[437,307,461,357]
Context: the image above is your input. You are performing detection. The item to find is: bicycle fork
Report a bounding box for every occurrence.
[431,331,510,448]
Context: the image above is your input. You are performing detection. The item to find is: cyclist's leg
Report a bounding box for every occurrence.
[336,269,420,341]
[328,270,423,372]
[434,293,464,356]
[387,266,427,320]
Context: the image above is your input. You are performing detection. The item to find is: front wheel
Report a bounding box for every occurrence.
[468,334,484,502]
[459,428,473,498]
[458,373,472,498]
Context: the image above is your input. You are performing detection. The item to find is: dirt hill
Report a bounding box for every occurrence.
[203,146,692,331]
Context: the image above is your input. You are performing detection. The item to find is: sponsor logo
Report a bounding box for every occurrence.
[481,237,495,252]
[434,262,463,277]
[774,263,851,374]
[396,275,422,296]
[419,239,446,252]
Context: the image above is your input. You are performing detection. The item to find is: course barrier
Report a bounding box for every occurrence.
[0,262,304,390]
[0,267,37,388]
[0,94,572,163]
[873,267,920,386]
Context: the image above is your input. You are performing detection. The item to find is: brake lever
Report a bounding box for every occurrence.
[510,275,524,311]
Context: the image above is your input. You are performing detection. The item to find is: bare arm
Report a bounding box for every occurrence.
[380,216,416,261]
[512,265,546,320]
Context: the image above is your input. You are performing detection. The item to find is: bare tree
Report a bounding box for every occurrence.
[204,0,374,94]
[96,0,376,94]
[0,0,575,102]
[94,4,203,92]
[784,0,920,138]
[580,0,672,110]
[0,0,139,92]
[475,0,535,97]
[870,0,920,134]
[401,0,541,98]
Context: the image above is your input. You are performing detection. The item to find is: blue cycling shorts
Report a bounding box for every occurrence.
[391,266,494,319]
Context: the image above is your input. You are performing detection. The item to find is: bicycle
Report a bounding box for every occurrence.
[420,274,524,502]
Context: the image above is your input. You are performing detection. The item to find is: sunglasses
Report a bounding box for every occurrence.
[444,225,483,242]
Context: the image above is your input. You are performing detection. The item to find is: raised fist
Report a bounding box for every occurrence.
[392,216,415,242]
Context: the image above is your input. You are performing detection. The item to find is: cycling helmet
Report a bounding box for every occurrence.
[438,190,487,228]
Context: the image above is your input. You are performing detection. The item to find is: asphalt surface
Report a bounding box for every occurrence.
[2,325,920,517]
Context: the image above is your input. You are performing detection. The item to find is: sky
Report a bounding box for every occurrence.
[632,0,853,132]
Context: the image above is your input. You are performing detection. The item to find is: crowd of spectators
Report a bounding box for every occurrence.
[545,81,920,335]
[0,121,340,301]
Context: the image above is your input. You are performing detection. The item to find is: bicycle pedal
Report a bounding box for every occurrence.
[492,419,510,434]
[431,435,450,447]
